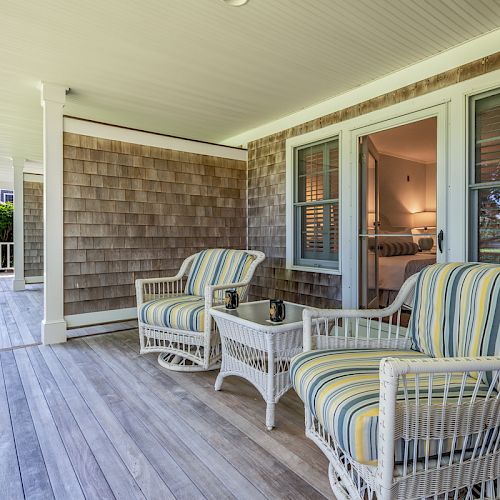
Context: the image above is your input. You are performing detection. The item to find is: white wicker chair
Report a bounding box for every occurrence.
[291,262,500,499]
[136,249,265,371]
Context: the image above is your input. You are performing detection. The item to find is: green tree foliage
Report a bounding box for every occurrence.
[0,202,13,242]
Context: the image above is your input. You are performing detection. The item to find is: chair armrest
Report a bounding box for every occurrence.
[380,355,500,377]
[204,280,251,308]
[135,255,196,305]
[302,274,418,351]
[377,355,500,490]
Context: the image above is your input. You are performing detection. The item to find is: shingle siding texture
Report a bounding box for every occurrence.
[24,179,44,278]
[63,133,247,315]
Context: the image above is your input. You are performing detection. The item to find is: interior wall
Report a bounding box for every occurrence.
[247,53,500,307]
[425,163,437,211]
[378,154,429,228]
[63,133,246,316]
[23,175,43,278]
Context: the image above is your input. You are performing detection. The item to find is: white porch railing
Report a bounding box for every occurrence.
[0,242,14,271]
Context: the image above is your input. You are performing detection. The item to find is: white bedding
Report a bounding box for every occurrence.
[369,253,436,291]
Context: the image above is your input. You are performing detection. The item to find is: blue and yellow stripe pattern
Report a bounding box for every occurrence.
[409,263,500,359]
[291,348,491,465]
[139,295,205,332]
[184,249,254,297]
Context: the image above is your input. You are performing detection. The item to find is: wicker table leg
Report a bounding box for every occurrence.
[265,402,275,430]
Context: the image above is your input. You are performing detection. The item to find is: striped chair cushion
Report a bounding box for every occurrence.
[138,295,205,332]
[409,263,500,358]
[291,349,491,465]
[184,249,254,297]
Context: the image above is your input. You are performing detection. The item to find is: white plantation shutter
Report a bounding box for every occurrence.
[294,137,339,269]
[469,90,500,263]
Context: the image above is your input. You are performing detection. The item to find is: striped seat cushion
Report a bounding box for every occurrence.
[291,349,491,465]
[409,263,500,359]
[185,249,255,297]
[138,295,205,332]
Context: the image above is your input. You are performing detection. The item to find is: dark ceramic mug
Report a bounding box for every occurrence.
[225,289,239,309]
[269,299,286,322]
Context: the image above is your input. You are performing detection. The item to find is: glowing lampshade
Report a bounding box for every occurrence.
[413,211,436,229]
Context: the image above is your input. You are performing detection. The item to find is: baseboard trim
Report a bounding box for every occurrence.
[25,276,43,284]
[65,307,137,328]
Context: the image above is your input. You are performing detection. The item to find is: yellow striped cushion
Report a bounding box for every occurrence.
[184,249,254,297]
[291,349,491,465]
[409,263,500,358]
[138,295,205,332]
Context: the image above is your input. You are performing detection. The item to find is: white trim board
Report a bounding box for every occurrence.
[64,117,247,161]
[24,161,43,175]
[65,307,137,329]
[25,276,43,284]
[222,29,500,147]
[24,173,43,183]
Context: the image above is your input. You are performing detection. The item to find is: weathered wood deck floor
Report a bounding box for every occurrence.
[0,276,332,499]
[0,275,138,348]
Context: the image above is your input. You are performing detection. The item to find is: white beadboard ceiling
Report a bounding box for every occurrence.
[0,0,500,163]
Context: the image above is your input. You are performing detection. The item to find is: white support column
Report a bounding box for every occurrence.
[12,158,25,291]
[41,82,68,344]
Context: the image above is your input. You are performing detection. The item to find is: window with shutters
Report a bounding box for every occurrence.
[291,137,340,270]
[469,90,500,263]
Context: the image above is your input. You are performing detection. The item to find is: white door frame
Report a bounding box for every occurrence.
[343,103,449,308]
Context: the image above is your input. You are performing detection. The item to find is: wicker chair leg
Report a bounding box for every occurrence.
[214,372,225,391]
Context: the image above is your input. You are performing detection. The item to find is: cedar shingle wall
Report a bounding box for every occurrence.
[63,133,246,315]
[247,52,500,308]
[23,179,44,278]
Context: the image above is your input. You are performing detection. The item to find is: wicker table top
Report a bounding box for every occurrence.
[211,300,307,330]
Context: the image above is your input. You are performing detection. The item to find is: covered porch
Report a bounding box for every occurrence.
[0,275,330,499]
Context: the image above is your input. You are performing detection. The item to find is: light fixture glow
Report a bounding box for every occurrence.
[222,0,249,6]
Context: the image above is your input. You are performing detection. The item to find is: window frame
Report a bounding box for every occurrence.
[468,88,500,263]
[286,133,342,275]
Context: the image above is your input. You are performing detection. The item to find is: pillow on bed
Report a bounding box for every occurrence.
[378,241,419,257]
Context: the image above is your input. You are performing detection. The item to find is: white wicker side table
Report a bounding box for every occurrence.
[210,300,307,430]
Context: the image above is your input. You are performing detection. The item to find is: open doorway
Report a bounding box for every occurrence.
[359,117,437,309]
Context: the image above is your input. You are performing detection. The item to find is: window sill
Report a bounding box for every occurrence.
[287,264,341,276]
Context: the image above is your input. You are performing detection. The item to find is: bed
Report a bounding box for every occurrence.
[366,227,436,307]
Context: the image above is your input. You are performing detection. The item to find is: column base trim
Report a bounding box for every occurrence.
[12,279,26,291]
[26,276,44,284]
[41,319,67,345]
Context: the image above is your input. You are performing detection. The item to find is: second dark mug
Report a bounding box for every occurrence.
[269,299,286,322]
[225,289,239,309]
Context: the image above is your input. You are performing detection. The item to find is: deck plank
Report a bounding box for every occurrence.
[93,332,328,499]
[0,293,24,348]
[51,343,177,500]
[120,332,331,498]
[26,346,116,500]
[13,347,85,500]
[37,345,145,500]
[0,349,24,500]
[82,335,263,500]
[0,350,54,500]
[4,291,38,346]
[61,340,208,500]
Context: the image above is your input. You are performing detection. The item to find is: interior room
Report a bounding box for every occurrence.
[0,2,499,499]
[360,117,437,307]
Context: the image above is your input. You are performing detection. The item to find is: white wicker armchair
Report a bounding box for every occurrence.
[136,249,265,371]
[291,262,500,499]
